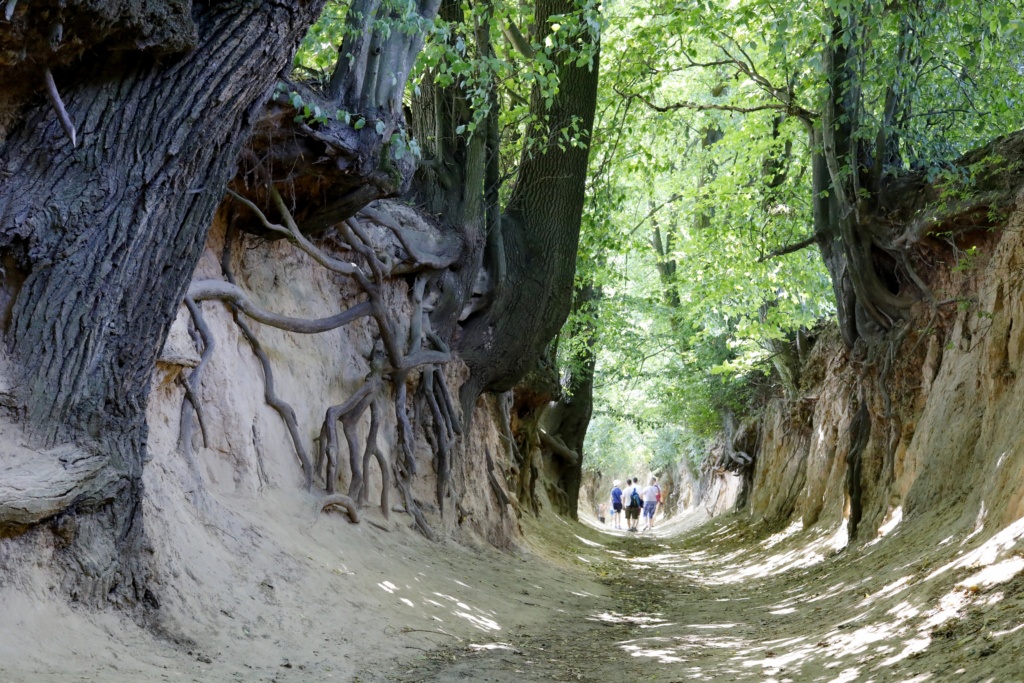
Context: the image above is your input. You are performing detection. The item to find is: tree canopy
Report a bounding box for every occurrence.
[257,0,1024,487]
[575,0,1024,479]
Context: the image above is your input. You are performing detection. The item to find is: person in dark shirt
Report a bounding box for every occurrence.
[623,478,642,531]
[610,480,623,529]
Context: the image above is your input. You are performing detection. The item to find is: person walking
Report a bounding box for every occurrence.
[642,476,661,531]
[610,480,624,529]
[623,478,642,532]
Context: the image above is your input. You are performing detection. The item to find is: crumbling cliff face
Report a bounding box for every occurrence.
[150,210,521,538]
[0,202,527,679]
[741,181,1024,556]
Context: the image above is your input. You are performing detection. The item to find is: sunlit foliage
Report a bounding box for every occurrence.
[291,0,1024,480]
[580,0,1024,477]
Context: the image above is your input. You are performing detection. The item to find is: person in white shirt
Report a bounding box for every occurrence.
[641,477,661,530]
[623,478,642,531]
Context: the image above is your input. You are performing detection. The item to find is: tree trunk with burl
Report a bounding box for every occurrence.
[0,0,601,611]
[0,0,443,607]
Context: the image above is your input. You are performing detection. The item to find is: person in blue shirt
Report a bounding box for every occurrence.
[610,480,624,529]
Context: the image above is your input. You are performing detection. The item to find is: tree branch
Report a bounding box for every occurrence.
[502,20,534,59]
[632,91,797,116]
[758,233,817,262]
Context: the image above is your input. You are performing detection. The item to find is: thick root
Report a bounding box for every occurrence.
[319,494,360,523]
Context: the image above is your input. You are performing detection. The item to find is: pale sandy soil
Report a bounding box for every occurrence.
[3,501,1024,682]
[0,485,595,683]
[373,507,1024,683]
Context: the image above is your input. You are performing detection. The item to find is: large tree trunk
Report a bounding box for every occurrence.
[0,0,327,605]
[458,0,600,407]
[536,284,598,519]
[814,15,916,350]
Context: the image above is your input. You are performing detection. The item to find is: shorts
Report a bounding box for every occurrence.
[626,506,640,520]
[612,502,622,512]
[643,501,657,518]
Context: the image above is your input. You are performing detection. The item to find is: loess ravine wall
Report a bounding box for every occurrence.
[745,184,1024,550]
[149,211,520,549]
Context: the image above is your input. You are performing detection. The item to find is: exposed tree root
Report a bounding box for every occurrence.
[394,465,437,541]
[494,391,522,474]
[484,447,513,514]
[232,187,361,277]
[0,441,119,531]
[845,390,871,540]
[318,350,384,499]
[234,315,315,489]
[538,429,579,465]
[178,297,213,453]
[187,171,470,537]
[394,371,418,476]
[43,68,76,147]
[319,494,360,523]
[188,280,371,334]
[221,229,315,489]
[359,395,391,518]
[358,205,462,272]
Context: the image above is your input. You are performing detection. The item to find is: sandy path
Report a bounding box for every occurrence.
[4,502,1023,682]
[372,509,1024,682]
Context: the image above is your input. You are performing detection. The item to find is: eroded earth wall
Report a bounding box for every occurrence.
[747,186,1024,551]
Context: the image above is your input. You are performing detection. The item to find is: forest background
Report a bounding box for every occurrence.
[289,0,1024,493]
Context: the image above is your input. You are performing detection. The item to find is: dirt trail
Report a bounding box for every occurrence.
[4,500,1023,682]
[367,509,1024,683]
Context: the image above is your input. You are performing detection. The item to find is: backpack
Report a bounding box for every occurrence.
[629,489,642,508]
[655,485,662,504]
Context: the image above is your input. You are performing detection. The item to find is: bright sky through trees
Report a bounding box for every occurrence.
[294,0,1024,480]
[579,0,1024,477]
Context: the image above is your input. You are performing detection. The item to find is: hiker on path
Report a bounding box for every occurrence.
[610,480,624,529]
[623,478,642,532]
[642,477,661,531]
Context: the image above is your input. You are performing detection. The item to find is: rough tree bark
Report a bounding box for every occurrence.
[535,284,598,519]
[0,0,328,605]
[457,0,600,407]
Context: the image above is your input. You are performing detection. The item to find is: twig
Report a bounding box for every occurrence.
[43,68,76,147]
[399,627,462,641]
[758,234,818,262]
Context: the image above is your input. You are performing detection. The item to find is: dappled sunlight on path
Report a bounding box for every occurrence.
[377,507,1024,682]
